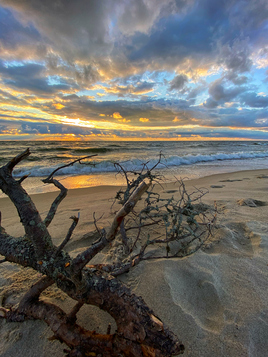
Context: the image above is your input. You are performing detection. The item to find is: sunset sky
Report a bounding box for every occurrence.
[0,0,267,141]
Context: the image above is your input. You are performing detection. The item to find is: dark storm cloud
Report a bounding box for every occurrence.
[228,0,268,33]
[1,0,264,73]
[0,0,196,63]
[126,10,214,65]
[0,61,73,94]
[0,7,45,55]
[0,0,114,61]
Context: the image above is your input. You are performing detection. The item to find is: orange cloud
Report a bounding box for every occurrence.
[99,113,106,116]
[173,117,180,122]
[53,103,65,110]
[113,112,123,119]
[139,117,150,122]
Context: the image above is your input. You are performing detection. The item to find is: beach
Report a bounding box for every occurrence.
[1,169,268,356]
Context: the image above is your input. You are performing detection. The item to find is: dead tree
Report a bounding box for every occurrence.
[100,157,217,273]
[0,149,215,356]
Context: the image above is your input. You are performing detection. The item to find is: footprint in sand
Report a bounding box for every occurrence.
[248,310,268,356]
[164,262,224,332]
[257,175,268,179]
[219,179,243,182]
[163,190,178,194]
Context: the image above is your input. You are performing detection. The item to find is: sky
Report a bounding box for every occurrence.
[0,0,267,141]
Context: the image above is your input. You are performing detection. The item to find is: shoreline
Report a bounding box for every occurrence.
[2,167,268,243]
[2,167,268,199]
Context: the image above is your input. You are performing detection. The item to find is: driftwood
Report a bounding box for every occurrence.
[0,149,186,357]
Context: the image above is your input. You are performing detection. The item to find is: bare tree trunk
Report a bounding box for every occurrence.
[0,149,184,357]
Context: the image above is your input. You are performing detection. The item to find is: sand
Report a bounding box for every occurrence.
[1,169,268,356]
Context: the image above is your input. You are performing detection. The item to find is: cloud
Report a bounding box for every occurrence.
[1,0,264,76]
[240,93,268,108]
[104,80,155,97]
[0,61,73,94]
[52,103,65,110]
[113,112,123,119]
[0,7,46,60]
[218,39,253,74]
[203,78,247,108]
[0,0,114,61]
[169,74,188,91]
[226,73,248,85]
[139,117,150,122]
[0,0,267,140]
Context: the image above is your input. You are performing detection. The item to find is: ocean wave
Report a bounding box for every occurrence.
[38,147,70,152]
[72,147,113,154]
[167,151,268,166]
[107,144,122,148]
[11,150,268,178]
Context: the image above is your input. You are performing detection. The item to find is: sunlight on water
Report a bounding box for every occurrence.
[1,140,268,197]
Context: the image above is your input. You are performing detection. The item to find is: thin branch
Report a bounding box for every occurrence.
[125,219,162,232]
[73,180,151,272]
[43,178,68,227]
[93,212,105,237]
[45,154,97,181]
[67,301,84,323]
[130,222,142,253]
[53,214,80,258]
[106,180,151,242]
[18,276,54,309]
[72,233,108,272]
[17,174,29,184]
[42,155,97,226]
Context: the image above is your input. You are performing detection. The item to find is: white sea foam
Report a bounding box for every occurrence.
[11,150,268,177]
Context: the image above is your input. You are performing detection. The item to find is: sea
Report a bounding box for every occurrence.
[1,140,268,197]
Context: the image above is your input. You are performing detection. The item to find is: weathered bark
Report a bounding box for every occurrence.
[0,149,54,258]
[43,178,68,227]
[0,149,184,356]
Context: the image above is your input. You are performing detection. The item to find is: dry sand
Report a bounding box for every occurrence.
[1,169,268,356]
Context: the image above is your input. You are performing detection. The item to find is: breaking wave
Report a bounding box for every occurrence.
[12,150,268,177]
